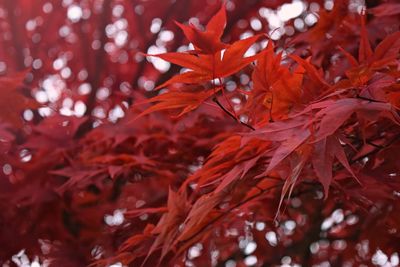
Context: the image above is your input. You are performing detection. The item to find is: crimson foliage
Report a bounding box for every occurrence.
[1,0,400,266]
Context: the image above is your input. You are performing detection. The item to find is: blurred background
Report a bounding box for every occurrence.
[2,0,400,267]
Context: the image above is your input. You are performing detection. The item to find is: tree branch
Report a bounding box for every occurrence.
[5,0,25,70]
[84,0,112,117]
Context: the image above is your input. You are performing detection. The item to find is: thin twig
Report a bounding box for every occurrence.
[219,77,238,119]
[212,97,255,131]
[356,94,385,103]
[350,134,400,164]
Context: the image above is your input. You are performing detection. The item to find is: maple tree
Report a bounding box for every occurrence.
[1,0,400,266]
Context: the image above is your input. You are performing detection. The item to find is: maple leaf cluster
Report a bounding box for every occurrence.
[1,0,400,266]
